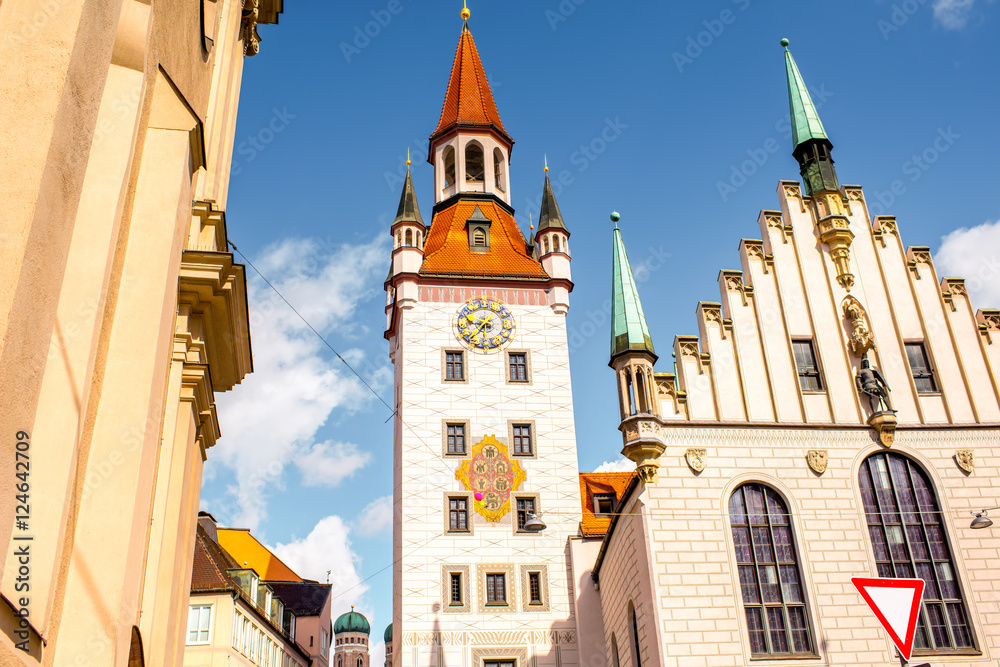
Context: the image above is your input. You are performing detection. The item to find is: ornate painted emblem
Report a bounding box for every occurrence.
[955,450,974,474]
[455,436,526,522]
[685,448,706,473]
[454,297,516,352]
[806,450,828,475]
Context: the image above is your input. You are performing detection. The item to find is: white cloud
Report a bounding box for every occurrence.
[593,457,634,473]
[295,441,371,488]
[353,495,392,538]
[211,234,390,530]
[273,515,366,599]
[934,219,1000,310]
[933,0,976,29]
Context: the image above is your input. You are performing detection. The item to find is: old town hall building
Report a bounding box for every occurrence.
[383,10,1000,667]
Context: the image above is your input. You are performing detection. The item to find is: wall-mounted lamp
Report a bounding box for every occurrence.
[970,507,999,529]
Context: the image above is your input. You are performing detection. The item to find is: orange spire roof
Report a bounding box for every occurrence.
[430,27,510,144]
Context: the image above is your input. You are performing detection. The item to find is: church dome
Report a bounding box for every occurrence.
[334,608,370,635]
[384,623,392,643]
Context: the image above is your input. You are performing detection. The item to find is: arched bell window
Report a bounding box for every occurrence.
[404,229,413,247]
[493,148,505,191]
[627,601,642,666]
[729,484,813,656]
[465,141,485,182]
[859,452,975,651]
[610,633,621,667]
[443,146,456,188]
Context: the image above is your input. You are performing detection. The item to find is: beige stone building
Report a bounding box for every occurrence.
[0,0,282,664]
[577,42,1000,667]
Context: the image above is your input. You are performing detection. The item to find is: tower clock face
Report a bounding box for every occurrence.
[454,297,515,351]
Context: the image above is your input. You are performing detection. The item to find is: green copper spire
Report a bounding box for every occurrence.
[392,167,423,226]
[783,40,828,150]
[610,222,656,364]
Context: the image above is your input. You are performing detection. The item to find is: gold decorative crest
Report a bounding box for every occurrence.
[955,450,974,474]
[806,450,828,475]
[455,435,526,523]
[685,448,707,473]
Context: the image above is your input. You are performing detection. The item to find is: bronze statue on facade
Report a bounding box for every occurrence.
[855,357,894,414]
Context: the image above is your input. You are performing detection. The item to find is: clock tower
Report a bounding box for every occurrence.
[384,10,582,666]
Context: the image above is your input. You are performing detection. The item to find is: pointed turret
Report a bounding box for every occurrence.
[535,170,572,314]
[610,224,656,364]
[393,168,423,227]
[608,213,664,484]
[782,39,840,197]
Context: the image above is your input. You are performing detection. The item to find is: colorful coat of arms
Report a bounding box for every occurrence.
[455,435,526,522]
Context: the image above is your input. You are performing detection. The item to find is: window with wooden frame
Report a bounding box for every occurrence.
[444,350,465,381]
[446,422,466,455]
[486,573,507,604]
[448,497,469,532]
[508,352,528,382]
[449,572,463,606]
[515,497,536,532]
[792,339,823,391]
[528,572,542,605]
[905,342,938,393]
[511,423,532,456]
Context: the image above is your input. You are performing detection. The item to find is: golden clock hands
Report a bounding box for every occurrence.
[473,312,493,336]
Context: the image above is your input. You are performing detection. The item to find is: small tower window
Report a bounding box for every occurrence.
[493,148,505,191]
[395,231,401,248]
[465,141,484,182]
[404,229,413,247]
[472,228,486,247]
[553,235,561,252]
[443,146,456,188]
[543,237,550,253]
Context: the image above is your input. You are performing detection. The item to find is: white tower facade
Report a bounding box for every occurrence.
[384,18,583,667]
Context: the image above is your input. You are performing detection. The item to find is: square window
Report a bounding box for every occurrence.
[594,493,616,516]
[508,352,528,382]
[486,573,507,604]
[516,497,536,532]
[446,423,466,455]
[187,604,212,644]
[512,424,532,456]
[445,351,465,381]
[449,497,469,532]
[905,342,938,393]
[792,340,824,392]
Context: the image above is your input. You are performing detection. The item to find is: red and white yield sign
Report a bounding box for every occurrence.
[851,577,926,661]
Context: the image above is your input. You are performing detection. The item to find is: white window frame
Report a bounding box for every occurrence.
[186,604,213,645]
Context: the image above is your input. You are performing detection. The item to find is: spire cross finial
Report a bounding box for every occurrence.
[544,154,549,173]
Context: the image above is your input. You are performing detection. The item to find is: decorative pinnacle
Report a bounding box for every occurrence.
[544,154,549,173]
[610,211,620,223]
[780,38,789,48]
[461,0,470,20]
[529,212,534,231]
[406,147,411,166]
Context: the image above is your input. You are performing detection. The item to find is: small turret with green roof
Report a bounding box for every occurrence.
[782,39,841,196]
[610,217,656,365]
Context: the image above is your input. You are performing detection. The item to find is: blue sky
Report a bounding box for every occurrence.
[202,1,999,659]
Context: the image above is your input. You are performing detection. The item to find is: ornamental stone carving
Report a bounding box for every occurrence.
[806,450,828,475]
[955,450,974,474]
[240,0,261,56]
[842,296,876,356]
[638,420,663,437]
[685,448,707,473]
[680,341,700,358]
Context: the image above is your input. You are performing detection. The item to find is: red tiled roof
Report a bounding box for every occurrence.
[191,524,240,592]
[430,28,509,143]
[420,200,547,278]
[579,472,634,537]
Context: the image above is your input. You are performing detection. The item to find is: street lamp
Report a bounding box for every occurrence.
[970,507,999,529]
[522,513,547,532]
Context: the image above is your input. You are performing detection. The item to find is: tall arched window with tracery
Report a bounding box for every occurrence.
[465,141,484,182]
[729,484,813,656]
[859,452,975,651]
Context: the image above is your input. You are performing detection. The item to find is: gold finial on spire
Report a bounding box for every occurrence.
[544,154,549,173]
[461,0,470,20]
[406,147,411,166]
[529,212,534,232]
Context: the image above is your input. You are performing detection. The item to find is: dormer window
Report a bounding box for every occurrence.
[466,205,491,252]
[465,141,484,182]
[594,493,616,516]
[443,146,456,188]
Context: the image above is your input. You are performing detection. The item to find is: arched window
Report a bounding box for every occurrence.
[395,231,401,248]
[404,229,412,247]
[357,657,363,667]
[634,369,647,413]
[465,141,484,182]
[610,633,621,667]
[472,228,487,247]
[859,452,974,650]
[337,657,342,667]
[543,237,550,253]
[729,484,812,656]
[627,601,642,666]
[493,148,505,191]
[553,235,560,252]
[443,146,456,188]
